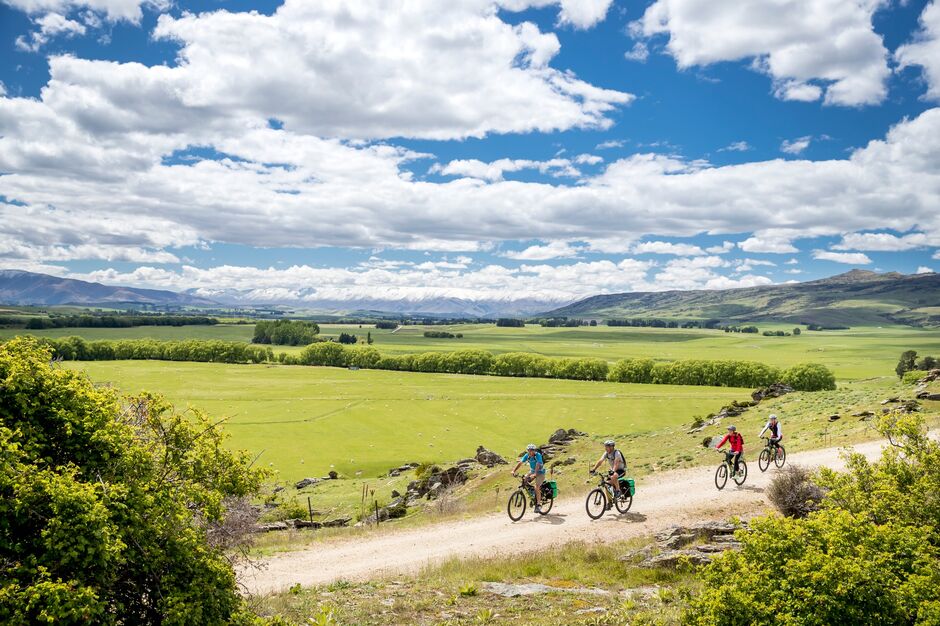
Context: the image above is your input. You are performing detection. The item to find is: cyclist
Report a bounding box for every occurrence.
[758,414,783,453]
[511,444,545,513]
[590,439,627,506]
[716,425,744,477]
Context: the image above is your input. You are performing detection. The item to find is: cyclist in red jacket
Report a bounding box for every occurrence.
[716,425,744,476]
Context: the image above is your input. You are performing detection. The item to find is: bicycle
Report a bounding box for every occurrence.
[758,436,786,472]
[585,471,634,519]
[507,475,556,521]
[714,450,747,490]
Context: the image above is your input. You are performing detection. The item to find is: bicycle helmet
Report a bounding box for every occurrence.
[769,414,778,421]
[526,443,537,451]
[603,439,615,446]
[727,425,737,431]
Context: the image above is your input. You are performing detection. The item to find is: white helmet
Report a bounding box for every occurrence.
[604,439,615,446]
[526,443,537,451]
[769,414,778,421]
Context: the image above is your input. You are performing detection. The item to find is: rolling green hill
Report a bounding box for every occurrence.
[545,270,940,327]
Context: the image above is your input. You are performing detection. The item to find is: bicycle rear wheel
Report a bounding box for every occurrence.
[758,448,771,472]
[507,490,526,521]
[538,492,554,515]
[733,460,748,485]
[585,488,607,519]
[614,491,633,514]
[715,463,728,490]
[775,445,786,468]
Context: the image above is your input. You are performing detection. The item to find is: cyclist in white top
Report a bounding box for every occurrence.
[758,414,783,452]
[590,439,626,502]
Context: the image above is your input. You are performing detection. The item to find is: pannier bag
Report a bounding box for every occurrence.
[619,477,635,496]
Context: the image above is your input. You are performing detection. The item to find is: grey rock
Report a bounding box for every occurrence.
[475,446,507,466]
[295,477,321,490]
[640,549,713,568]
[255,521,289,532]
[482,582,609,598]
[548,428,571,444]
[322,517,351,528]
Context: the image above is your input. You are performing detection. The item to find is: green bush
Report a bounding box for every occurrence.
[683,510,940,625]
[0,337,271,624]
[903,369,927,384]
[782,362,837,391]
[252,319,319,346]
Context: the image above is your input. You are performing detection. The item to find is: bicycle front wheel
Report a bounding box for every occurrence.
[775,445,786,468]
[733,460,748,485]
[758,448,771,472]
[715,463,728,490]
[585,488,608,519]
[507,490,526,521]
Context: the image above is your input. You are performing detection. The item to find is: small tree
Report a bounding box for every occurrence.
[896,350,918,379]
[337,332,358,345]
[792,327,801,335]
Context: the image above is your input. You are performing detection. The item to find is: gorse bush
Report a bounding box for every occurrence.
[0,337,274,625]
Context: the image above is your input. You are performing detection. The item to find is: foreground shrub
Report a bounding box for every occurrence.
[684,510,940,625]
[0,337,271,624]
[766,465,825,518]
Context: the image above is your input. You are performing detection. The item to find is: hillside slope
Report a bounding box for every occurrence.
[546,270,940,326]
[0,270,216,306]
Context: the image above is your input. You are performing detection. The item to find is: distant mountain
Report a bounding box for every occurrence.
[0,270,217,307]
[545,270,940,327]
[185,287,564,317]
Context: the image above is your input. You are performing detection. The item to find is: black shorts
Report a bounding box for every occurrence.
[609,468,626,477]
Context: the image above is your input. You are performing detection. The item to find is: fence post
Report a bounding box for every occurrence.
[307,496,313,523]
[374,499,380,527]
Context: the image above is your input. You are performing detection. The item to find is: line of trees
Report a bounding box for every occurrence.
[252,319,320,346]
[37,336,273,364]
[16,336,836,391]
[290,343,836,390]
[720,325,760,333]
[608,358,835,390]
[606,318,724,329]
[20,314,219,329]
[496,318,524,327]
[423,330,463,338]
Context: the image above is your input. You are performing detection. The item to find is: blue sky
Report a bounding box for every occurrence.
[1,0,939,308]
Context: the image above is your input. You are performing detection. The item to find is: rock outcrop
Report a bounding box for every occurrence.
[751,383,794,402]
[625,521,747,568]
[475,446,506,466]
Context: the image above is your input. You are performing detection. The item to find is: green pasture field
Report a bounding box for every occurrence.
[64,360,749,516]
[62,358,940,524]
[13,321,940,380]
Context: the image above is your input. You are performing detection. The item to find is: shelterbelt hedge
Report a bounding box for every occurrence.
[17,335,837,391]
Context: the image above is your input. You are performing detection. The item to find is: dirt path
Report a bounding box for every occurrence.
[241,438,888,595]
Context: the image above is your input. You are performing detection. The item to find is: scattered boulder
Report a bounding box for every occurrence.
[475,446,507,467]
[404,465,468,501]
[322,517,351,528]
[828,414,841,422]
[482,582,609,598]
[548,428,572,444]
[852,410,875,418]
[295,477,320,490]
[882,397,901,405]
[553,456,577,467]
[327,471,338,480]
[916,391,940,401]
[640,549,714,568]
[255,521,289,532]
[751,383,794,402]
[637,521,745,568]
[916,369,940,384]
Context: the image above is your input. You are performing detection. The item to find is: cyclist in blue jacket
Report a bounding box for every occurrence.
[512,444,546,513]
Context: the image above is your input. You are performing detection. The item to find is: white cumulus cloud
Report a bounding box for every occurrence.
[633,0,890,106]
[896,1,940,102]
[812,250,872,264]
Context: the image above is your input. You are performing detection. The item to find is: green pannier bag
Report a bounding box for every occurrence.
[548,480,558,497]
[619,477,635,496]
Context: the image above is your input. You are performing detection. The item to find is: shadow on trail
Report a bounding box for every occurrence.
[734,485,765,493]
[615,512,647,523]
[531,513,568,525]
